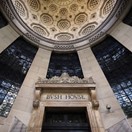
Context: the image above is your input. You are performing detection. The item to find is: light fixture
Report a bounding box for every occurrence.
[106,104,111,112]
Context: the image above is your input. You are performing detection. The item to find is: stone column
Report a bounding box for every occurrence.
[0,24,19,53]
[78,49,92,78]
[110,22,132,52]
[0,48,51,132]
[78,48,129,130]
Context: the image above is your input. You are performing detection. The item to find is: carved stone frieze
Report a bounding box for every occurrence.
[36,72,95,84]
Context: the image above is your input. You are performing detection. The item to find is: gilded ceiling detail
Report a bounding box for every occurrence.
[11,0,117,42]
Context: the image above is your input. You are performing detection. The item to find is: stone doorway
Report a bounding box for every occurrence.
[42,107,92,132]
[28,73,105,132]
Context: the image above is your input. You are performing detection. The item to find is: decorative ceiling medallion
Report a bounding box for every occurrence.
[70,4,79,12]
[74,13,88,25]
[31,23,49,37]
[103,0,116,15]
[54,0,73,6]
[49,4,58,12]
[36,72,94,84]
[40,13,53,26]
[59,8,68,16]
[55,33,74,41]
[14,0,28,19]
[27,0,40,11]
[57,19,71,30]
[102,0,116,16]
[79,22,98,36]
[87,0,100,10]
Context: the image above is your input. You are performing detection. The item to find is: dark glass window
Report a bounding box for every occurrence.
[123,7,132,26]
[47,52,84,78]
[92,36,132,118]
[0,37,38,117]
[0,11,8,28]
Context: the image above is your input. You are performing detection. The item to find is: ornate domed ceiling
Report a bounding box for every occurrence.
[11,0,117,41]
[0,0,130,51]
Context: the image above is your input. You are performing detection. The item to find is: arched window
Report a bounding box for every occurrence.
[0,37,38,117]
[92,36,132,118]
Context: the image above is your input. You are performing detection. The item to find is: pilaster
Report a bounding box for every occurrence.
[0,24,19,53]
[78,48,131,130]
[110,22,132,52]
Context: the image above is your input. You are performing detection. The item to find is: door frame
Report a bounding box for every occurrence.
[27,74,105,132]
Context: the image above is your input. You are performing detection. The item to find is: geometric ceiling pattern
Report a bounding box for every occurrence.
[12,0,117,41]
[1,0,130,51]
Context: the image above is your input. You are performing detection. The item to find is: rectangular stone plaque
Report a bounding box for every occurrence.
[41,90,89,102]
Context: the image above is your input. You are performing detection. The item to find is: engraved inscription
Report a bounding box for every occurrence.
[43,94,88,101]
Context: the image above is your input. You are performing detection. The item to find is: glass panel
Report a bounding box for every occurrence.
[0,37,38,117]
[92,36,132,118]
[0,11,8,28]
[123,8,132,26]
[47,52,84,78]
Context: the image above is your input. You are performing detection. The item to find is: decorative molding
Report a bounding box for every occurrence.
[34,73,98,109]
[14,0,29,19]
[54,45,75,51]
[1,0,15,20]
[36,72,95,84]
[28,73,101,131]
[1,0,130,51]
[115,0,129,18]
[33,88,41,108]
[74,12,88,25]
[100,0,116,17]
[79,22,97,36]
[57,19,71,30]
[90,89,99,109]
[54,32,74,41]
[87,0,100,11]
[27,0,41,12]
[25,32,40,43]
[31,23,49,37]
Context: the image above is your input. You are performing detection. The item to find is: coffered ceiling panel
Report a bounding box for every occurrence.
[0,0,130,51]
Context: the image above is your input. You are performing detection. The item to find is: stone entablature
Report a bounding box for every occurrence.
[33,73,99,109]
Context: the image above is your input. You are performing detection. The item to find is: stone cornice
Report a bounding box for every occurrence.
[36,72,95,84]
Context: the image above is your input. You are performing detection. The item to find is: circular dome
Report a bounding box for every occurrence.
[0,0,130,51]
